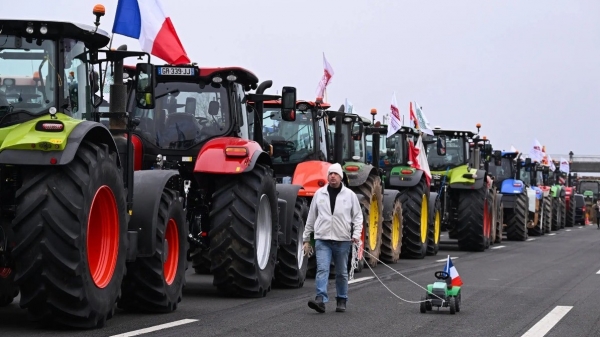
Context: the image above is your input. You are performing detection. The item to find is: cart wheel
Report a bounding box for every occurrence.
[456,293,461,312]
[449,297,456,315]
[420,296,427,313]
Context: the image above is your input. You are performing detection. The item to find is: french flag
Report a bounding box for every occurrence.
[112,0,190,65]
[443,255,463,287]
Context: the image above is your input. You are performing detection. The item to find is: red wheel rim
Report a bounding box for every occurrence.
[163,218,179,285]
[483,199,491,238]
[87,185,119,289]
[358,227,366,260]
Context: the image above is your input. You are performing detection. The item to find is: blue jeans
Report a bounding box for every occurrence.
[315,239,351,303]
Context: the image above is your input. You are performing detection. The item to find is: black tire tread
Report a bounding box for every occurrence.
[426,195,441,256]
[273,197,308,288]
[456,187,487,251]
[349,174,383,267]
[399,178,429,259]
[506,193,528,241]
[380,197,402,263]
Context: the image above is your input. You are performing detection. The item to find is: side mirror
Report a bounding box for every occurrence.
[351,120,364,140]
[436,135,447,156]
[135,63,156,109]
[281,86,296,121]
[493,150,502,166]
[484,144,492,153]
[525,158,532,166]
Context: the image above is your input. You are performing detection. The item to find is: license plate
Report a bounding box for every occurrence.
[158,67,194,76]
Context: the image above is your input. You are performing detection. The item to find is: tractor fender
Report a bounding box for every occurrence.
[388,169,425,188]
[500,178,525,194]
[0,121,120,167]
[193,137,267,174]
[346,164,376,187]
[129,169,183,257]
[275,184,302,245]
[448,169,486,190]
[293,160,332,197]
[382,189,401,222]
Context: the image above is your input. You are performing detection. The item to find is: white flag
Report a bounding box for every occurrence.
[315,52,334,99]
[546,153,556,171]
[387,92,402,137]
[414,102,433,135]
[344,98,353,113]
[559,157,570,174]
[529,139,544,162]
[412,135,432,184]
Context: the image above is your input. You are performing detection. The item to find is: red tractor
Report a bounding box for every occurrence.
[123,64,305,295]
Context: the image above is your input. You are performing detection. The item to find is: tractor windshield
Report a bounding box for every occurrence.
[373,133,405,166]
[579,181,599,195]
[0,35,57,116]
[328,122,365,162]
[426,136,466,170]
[263,108,316,164]
[519,166,531,185]
[132,82,230,149]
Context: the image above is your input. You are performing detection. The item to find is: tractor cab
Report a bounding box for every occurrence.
[0,19,113,124]
[261,100,330,178]
[425,129,474,172]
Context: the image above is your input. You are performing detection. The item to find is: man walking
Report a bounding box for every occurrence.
[303,163,363,313]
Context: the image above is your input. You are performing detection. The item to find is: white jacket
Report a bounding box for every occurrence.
[303,184,363,242]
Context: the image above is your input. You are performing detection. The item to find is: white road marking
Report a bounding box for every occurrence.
[596,269,600,275]
[349,276,374,284]
[520,305,572,337]
[109,319,198,337]
[491,245,505,249]
[527,238,535,241]
[566,229,572,232]
[435,257,459,262]
[548,233,556,236]
[578,226,583,229]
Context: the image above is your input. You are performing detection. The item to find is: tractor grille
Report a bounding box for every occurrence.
[432,288,446,298]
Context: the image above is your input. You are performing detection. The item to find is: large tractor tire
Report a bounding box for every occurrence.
[273,198,309,288]
[209,164,278,298]
[350,174,383,267]
[118,188,187,312]
[560,197,566,229]
[566,196,575,227]
[456,187,490,252]
[527,201,543,237]
[495,200,504,244]
[380,195,403,263]
[191,249,211,274]
[11,141,128,328]
[543,195,552,233]
[551,198,561,231]
[0,268,18,307]
[506,193,528,241]
[426,192,441,256]
[399,177,429,259]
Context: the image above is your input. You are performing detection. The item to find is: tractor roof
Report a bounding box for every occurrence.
[0,19,110,49]
[501,151,519,159]
[263,100,331,110]
[199,67,259,90]
[380,124,421,136]
[432,128,476,138]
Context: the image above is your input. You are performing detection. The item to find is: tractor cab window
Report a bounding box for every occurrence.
[520,166,531,185]
[0,35,56,116]
[133,82,230,149]
[375,133,404,166]
[579,182,599,196]
[63,39,90,120]
[426,136,465,170]
[536,170,544,186]
[327,121,364,162]
[492,158,514,181]
[263,108,315,164]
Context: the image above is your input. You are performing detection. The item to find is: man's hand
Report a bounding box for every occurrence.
[351,238,361,244]
[303,242,312,256]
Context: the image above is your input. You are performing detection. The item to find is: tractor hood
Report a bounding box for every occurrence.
[0,113,80,153]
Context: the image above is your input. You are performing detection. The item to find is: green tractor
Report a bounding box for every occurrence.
[577,179,600,220]
[420,271,462,314]
[425,126,497,251]
[0,13,190,329]
[549,165,567,231]
[367,124,441,259]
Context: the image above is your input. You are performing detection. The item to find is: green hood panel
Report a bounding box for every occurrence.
[0,113,82,152]
[430,165,477,185]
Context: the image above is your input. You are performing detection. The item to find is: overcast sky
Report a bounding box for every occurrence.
[9,0,600,157]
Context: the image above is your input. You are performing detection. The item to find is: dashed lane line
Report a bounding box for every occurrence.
[491,245,505,249]
[520,306,572,337]
[435,257,459,262]
[349,276,374,284]
[109,319,198,337]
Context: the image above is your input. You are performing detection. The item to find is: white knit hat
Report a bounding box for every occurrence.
[328,163,343,178]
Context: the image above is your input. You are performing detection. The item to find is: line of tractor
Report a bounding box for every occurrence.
[0,8,594,330]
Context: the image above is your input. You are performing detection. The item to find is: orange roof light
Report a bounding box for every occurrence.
[370,108,377,116]
[93,4,106,16]
[482,136,487,140]
[476,123,481,128]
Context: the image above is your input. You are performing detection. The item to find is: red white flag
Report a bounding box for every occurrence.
[387,92,402,137]
[315,53,334,100]
[409,102,419,129]
[444,255,463,287]
[408,135,432,187]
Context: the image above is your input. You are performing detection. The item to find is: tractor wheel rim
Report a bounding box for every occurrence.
[297,221,304,269]
[87,185,119,289]
[163,218,179,285]
[369,196,379,250]
[484,199,490,237]
[392,210,401,250]
[256,194,272,270]
[434,210,441,244]
[420,194,428,244]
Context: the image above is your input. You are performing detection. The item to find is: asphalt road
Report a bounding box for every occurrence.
[2,224,600,337]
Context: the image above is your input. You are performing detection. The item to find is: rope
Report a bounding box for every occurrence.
[351,242,445,305]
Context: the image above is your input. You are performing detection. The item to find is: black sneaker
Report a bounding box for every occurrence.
[308,296,326,313]
[335,297,347,312]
